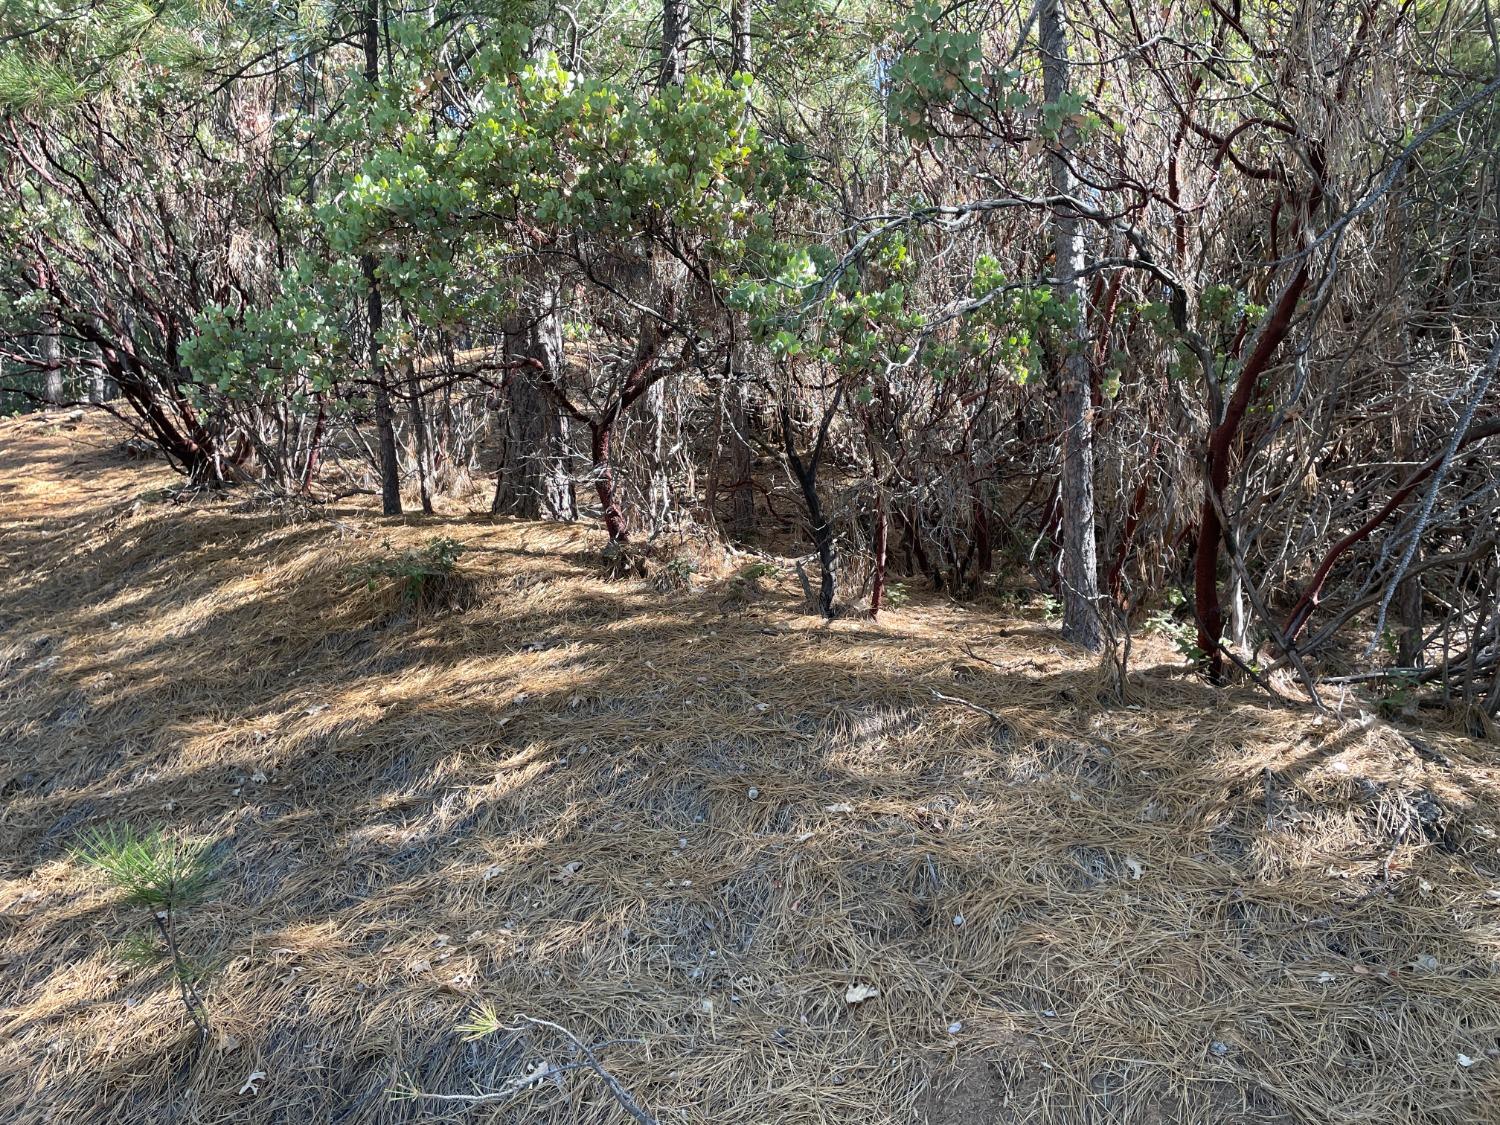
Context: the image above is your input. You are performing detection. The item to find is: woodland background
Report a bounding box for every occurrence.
[2,0,1500,718]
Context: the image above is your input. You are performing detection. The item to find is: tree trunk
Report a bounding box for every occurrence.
[494,293,575,520]
[782,404,836,618]
[1395,568,1424,667]
[89,314,115,403]
[724,0,757,539]
[405,362,435,513]
[645,377,670,532]
[869,490,888,618]
[42,315,63,405]
[300,397,326,493]
[591,418,629,544]
[366,277,400,515]
[638,0,687,533]
[804,480,836,618]
[1197,267,1312,674]
[1040,0,1101,651]
[364,0,401,516]
[527,291,577,520]
[730,0,750,74]
[1196,153,1324,679]
[660,0,688,89]
[1395,422,1424,667]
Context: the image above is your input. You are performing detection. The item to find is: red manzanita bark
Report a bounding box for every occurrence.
[1193,268,1309,679]
[1194,167,1324,680]
[590,420,629,544]
[1282,417,1500,643]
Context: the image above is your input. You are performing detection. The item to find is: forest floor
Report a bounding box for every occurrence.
[2,410,1500,1125]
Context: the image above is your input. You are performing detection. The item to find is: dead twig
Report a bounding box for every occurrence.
[507,1016,658,1125]
[398,1015,657,1124]
[930,688,1003,724]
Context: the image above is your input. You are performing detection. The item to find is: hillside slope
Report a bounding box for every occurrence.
[2,412,1499,1124]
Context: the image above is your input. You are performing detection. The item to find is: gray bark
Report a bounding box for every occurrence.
[1394,426,1424,666]
[42,317,63,405]
[1040,0,1102,651]
[493,291,575,520]
[660,0,688,89]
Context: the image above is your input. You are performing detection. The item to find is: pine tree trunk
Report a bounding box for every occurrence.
[1229,570,1250,654]
[366,280,400,515]
[660,0,688,89]
[494,293,575,520]
[869,491,888,618]
[1040,0,1101,651]
[637,0,688,534]
[364,0,401,516]
[42,315,63,405]
[89,316,114,404]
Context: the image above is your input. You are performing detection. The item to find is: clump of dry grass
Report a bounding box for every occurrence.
[2,412,1500,1124]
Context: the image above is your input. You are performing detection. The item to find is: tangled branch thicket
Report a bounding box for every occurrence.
[2,0,1499,718]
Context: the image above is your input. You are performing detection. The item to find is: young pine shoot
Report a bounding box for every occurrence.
[71,822,220,1039]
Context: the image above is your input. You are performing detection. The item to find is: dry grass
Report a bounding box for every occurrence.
[2,411,1500,1124]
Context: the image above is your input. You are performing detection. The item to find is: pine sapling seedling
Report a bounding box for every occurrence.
[71,822,221,1039]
